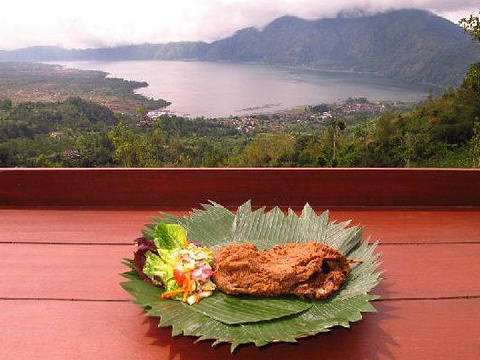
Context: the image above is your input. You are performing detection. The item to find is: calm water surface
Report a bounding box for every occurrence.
[58,60,432,118]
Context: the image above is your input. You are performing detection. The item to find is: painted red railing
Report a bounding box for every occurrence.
[1,168,479,207]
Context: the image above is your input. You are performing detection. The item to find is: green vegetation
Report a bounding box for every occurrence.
[0,62,169,114]
[0,97,117,167]
[0,86,478,168]
[1,11,479,168]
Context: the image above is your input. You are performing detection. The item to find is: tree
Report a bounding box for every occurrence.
[324,119,346,167]
[107,122,140,167]
[471,119,480,168]
[229,133,295,167]
[460,12,480,109]
[294,134,325,167]
[460,12,480,42]
[0,98,12,111]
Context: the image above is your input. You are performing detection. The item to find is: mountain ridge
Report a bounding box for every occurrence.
[0,9,478,87]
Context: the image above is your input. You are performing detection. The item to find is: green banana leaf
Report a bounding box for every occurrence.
[121,201,381,352]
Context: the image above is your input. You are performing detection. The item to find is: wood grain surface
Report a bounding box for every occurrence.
[1,208,479,244]
[1,299,479,360]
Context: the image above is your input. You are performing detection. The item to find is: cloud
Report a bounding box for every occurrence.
[0,0,478,49]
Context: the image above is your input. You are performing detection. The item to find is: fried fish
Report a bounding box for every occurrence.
[212,242,351,299]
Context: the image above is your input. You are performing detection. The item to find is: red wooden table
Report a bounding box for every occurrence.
[1,168,479,359]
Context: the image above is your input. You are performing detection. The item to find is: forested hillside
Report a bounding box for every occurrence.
[202,10,478,87]
[1,11,479,168]
[1,74,478,168]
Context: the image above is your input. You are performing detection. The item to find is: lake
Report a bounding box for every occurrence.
[57,60,433,118]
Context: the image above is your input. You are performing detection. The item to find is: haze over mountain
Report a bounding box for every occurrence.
[1,9,478,87]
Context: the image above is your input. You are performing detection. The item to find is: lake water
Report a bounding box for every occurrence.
[57,60,433,118]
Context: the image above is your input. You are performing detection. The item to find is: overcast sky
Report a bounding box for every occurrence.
[0,0,478,50]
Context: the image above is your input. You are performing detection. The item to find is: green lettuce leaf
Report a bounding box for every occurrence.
[153,223,187,250]
[142,251,177,291]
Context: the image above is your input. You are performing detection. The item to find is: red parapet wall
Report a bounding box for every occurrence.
[1,168,479,207]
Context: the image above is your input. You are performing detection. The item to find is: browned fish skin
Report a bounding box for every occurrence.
[212,242,351,299]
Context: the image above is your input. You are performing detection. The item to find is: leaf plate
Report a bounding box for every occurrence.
[121,201,382,352]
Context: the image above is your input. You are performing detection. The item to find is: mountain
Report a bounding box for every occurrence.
[0,42,208,62]
[200,10,479,87]
[0,9,478,87]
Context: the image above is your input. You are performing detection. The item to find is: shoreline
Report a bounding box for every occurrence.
[10,60,430,118]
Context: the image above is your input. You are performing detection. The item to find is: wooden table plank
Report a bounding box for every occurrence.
[2,243,479,300]
[1,209,479,244]
[0,209,154,244]
[0,244,131,300]
[331,209,480,243]
[378,243,480,299]
[1,299,479,360]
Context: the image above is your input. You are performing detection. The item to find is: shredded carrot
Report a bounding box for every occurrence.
[161,289,185,299]
[162,271,191,300]
[161,271,193,302]
[183,272,192,302]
